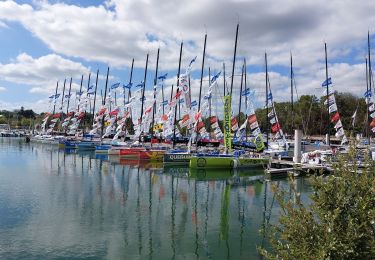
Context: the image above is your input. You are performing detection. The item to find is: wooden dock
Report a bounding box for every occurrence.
[265,159,332,179]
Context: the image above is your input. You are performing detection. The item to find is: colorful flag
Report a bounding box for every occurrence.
[329,103,338,113]
[321,77,332,87]
[250,121,259,130]
[334,120,342,129]
[271,123,280,133]
[231,117,238,131]
[157,73,168,81]
[331,112,340,122]
[335,127,344,137]
[111,82,120,89]
[248,114,257,124]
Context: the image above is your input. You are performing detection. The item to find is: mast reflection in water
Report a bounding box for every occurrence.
[0,138,312,259]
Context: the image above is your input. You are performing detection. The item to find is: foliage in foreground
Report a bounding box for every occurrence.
[259,146,375,259]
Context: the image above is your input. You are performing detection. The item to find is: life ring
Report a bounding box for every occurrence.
[197,158,206,167]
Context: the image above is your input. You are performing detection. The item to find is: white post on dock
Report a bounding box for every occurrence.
[293,129,302,163]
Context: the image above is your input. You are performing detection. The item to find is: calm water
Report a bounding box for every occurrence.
[0,138,312,259]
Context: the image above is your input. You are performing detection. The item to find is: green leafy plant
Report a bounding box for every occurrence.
[259,145,375,259]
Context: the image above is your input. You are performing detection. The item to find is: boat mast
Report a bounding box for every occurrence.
[140,54,149,126]
[244,58,248,141]
[52,81,59,114]
[151,48,160,145]
[290,53,294,131]
[223,62,226,95]
[77,75,84,111]
[198,34,207,111]
[66,77,72,114]
[368,32,372,144]
[265,52,269,148]
[128,59,134,104]
[238,61,244,130]
[208,67,211,121]
[100,67,110,137]
[230,23,239,99]
[369,31,372,94]
[92,69,99,125]
[366,58,370,144]
[324,43,330,146]
[172,41,183,148]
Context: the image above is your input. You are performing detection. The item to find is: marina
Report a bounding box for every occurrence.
[0,137,313,259]
[0,1,374,258]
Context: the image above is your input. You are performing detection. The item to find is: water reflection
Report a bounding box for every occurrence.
[0,138,312,259]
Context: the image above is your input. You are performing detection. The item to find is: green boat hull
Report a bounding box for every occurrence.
[163,153,192,166]
[189,156,269,169]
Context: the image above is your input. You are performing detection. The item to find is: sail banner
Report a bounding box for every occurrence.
[271,123,280,133]
[331,112,340,122]
[231,117,238,132]
[223,95,232,152]
[254,134,265,152]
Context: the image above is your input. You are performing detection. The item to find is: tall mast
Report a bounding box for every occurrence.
[198,34,207,111]
[290,53,294,130]
[230,23,239,98]
[66,77,72,114]
[265,53,269,148]
[324,43,330,146]
[92,69,99,125]
[87,73,92,120]
[244,59,248,141]
[368,31,372,93]
[52,81,59,114]
[77,75,84,111]
[127,58,134,129]
[238,61,244,126]
[60,79,67,113]
[151,48,160,143]
[161,80,165,115]
[208,67,211,120]
[140,54,149,125]
[100,67,110,137]
[223,62,226,95]
[173,41,183,148]
[366,58,370,144]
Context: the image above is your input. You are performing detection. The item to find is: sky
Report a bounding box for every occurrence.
[0,0,374,115]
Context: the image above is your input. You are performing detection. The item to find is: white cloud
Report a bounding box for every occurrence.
[0,53,89,94]
[0,0,374,69]
[0,86,6,91]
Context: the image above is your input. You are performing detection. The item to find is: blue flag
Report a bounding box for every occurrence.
[210,71,221,84]
[65,94,72,98]
[76,91,84,96]
[321,77,332,87]
[87,91,95,95]
[364,90,372,98]
[191,100,198,107]
[123,83,132,89]
[204,93,212,100]
[267,92,273,101]
[54,94,61,99]
[189,56,197,66]
[49,95,55,99]
[157,73,168,81]
[179,98,185,104]
[135,81,144,88]
[241,88,251,97]
[139,96,146,102]
[88,85,94,90]
[161,100,168,106]
[111,82,120,89]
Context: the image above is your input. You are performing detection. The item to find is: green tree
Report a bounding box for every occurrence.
[259,146,375,259]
